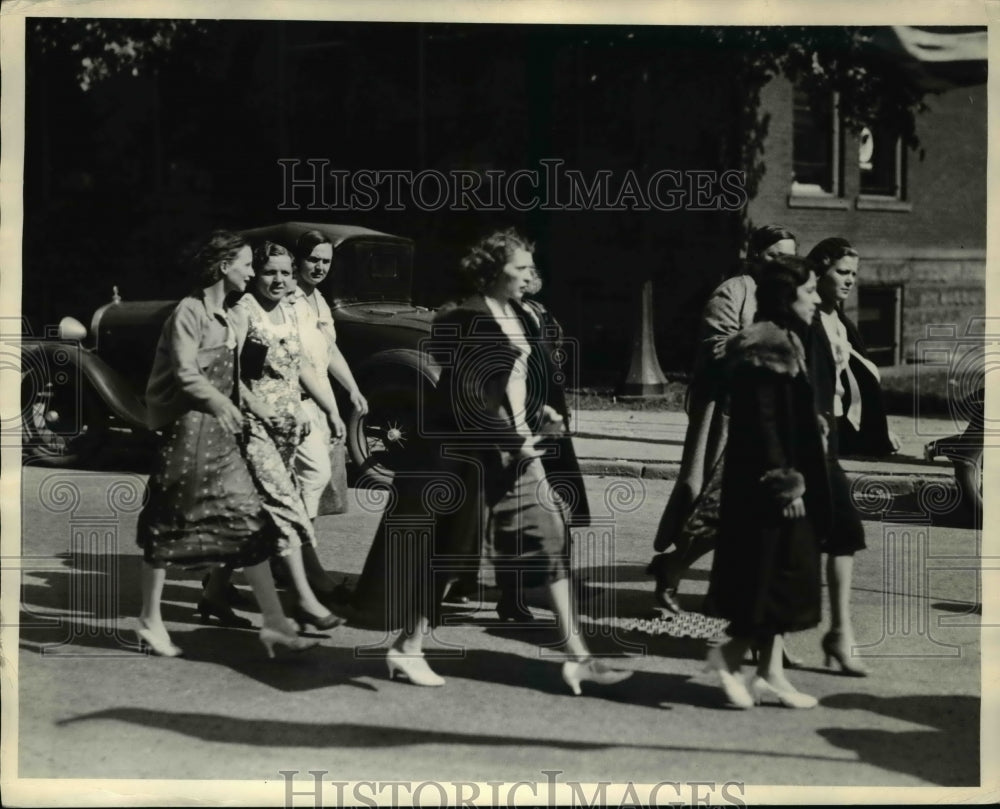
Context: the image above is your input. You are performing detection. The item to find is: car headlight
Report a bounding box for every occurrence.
[57,317,87,341]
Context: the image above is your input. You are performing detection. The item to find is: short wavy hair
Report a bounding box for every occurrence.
[187,230,249,290]
[807,236,859,274]
[252,240,292,271]
[459,228,535,293]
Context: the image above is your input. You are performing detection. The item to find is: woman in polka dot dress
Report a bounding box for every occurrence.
[134,230,317,659]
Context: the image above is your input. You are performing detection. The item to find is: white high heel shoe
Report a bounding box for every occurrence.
[386,647,445,687]
[135,619,182,658]
[259,626,320,658]
[749,676,818,709]
[704,646,753,709]
[561,658,632,696]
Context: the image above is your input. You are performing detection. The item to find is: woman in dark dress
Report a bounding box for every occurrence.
[705,255,829,709]
[353,228,631,695]
[807,237,894,676]
[134,230,317,658]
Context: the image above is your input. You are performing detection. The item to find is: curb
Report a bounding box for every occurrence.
[577,458,957,498]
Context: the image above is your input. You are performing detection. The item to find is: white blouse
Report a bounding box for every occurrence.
[482,295,532,438]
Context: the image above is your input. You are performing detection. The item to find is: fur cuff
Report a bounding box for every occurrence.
[727,321,805,377]
[759,468,806,505]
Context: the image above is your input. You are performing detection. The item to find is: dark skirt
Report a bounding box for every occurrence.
[823,459,866,555]
[352,455,568,630]
[137,410,276,569]
[709,514,823,640]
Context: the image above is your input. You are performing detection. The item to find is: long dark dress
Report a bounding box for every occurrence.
[352,294,570,630]
[137,329,275,569]
[707,321,830,639]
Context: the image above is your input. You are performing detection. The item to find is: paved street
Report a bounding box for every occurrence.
[14,460,983,793]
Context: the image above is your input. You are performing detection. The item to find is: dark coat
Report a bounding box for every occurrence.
[521,298,590,527]
[352,294,575,629]
[707,321,830,638]
[838,311,896,456]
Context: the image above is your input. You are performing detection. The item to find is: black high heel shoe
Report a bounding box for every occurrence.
[197,597,253,629]
[202,573,254,609]
[821,631,869,677]
[647,554,682,614]
[292,605,346,632]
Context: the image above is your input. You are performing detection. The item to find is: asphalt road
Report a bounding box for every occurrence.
[13,465,983,794]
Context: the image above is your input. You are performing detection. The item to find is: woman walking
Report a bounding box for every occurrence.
[704,255,828,709]
[229,241,345,632]
[353,228,631,694]
[288,229,368,594]
[807,236,891,676]
[648,225,797,613]
[134,230,317,658]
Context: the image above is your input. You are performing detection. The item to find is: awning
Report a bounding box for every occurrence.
[872,26,987,91]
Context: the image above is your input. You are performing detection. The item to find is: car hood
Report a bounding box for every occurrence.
[333,301,435,332]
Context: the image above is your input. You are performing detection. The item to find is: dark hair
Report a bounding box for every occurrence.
[747,224,796,260]
[252,240,291,271]
[806,236,860,274]
[293,229,333,265]
[188,230,249,290]
[459,228,534,293]
[755,255,816,329]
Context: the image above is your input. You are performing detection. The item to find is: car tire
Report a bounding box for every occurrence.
[347,383,420,486]
[21,371,106,468]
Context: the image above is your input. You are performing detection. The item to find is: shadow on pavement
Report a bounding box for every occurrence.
[817,692,979,786]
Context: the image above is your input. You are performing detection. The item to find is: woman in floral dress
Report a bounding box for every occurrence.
[231,241,344,631]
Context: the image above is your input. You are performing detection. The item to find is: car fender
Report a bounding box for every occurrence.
[23,342,149,430]
[352,348,441,390]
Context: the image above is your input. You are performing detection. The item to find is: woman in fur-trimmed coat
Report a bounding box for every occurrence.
[705,256,831,709]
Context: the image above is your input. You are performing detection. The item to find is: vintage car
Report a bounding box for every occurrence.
[20,222,440,482]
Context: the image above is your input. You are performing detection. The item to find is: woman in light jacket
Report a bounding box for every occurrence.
[648,225,797,613]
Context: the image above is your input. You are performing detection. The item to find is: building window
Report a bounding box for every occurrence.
[858,122,905,198]
[791,86,842,196]
[857,284,903,366]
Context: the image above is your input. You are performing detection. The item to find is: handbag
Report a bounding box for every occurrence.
[239,336,269,381]
[317,437,349,515]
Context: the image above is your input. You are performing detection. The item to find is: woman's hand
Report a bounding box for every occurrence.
[517,433,546,461]
[782,496,806,520]
[248,400,281,431]
[208,398,244,435]
[888,430,902,454]
[540,404,566,435]
[326,409,346,442]
[349,389,369,417]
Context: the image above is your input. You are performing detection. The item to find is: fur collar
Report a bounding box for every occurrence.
[727,321,807,377]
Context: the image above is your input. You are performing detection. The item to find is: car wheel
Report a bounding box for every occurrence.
[347,384,419,485]
[21,371,106,467]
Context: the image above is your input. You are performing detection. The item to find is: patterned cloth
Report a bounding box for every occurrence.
[234,295,316,555]
[136,342,275,569]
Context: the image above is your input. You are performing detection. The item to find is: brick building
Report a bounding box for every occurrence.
[746,32,987,365]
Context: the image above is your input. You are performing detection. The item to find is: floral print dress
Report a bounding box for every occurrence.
[234,294,317,555]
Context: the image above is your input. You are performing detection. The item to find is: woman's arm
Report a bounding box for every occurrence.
[751,372,807,518]
[300,362,345,439]
[326,344,368,416]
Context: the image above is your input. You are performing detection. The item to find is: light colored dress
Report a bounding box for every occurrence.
[232,294,316,555]
[288,286,340,518]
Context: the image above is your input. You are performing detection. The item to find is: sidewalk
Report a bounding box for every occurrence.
[569,409,962,498]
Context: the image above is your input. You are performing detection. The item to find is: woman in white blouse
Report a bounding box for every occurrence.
[355,228,631,695]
